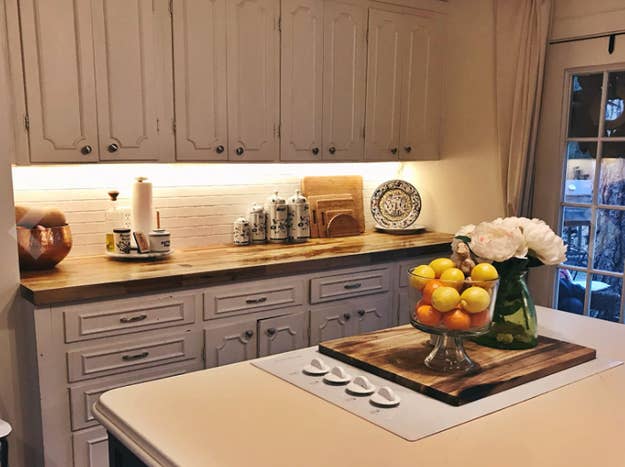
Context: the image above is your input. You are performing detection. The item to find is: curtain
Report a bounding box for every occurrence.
[495,0,552,216]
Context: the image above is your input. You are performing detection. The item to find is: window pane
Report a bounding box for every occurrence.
[604,71,625,137]
[562,206,592,267]
[589,273,622,322]
[568,74,603,137]
[593,208,625,273]
[556,268,586,315]
[599,142,625,205]
[563,141,595,203]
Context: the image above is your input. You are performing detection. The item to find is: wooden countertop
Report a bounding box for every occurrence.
[92,307,625,467]
[20,231,452,306]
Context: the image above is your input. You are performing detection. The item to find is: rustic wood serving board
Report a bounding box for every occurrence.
[319,325,596,406]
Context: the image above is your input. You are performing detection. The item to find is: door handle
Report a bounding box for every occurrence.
[80,145,93,155]
[266,328,277,337]
[121,351,149,361]
[342,312,351,321]
[357,309,366,317]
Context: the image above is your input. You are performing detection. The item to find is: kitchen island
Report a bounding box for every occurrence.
[93,307,625,467]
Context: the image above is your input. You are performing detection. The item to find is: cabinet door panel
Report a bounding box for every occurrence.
[399,13,443,161]
[204,320,258,368]
[173,0,228,161]
[227,0,279,161]
[365,9,403,161]
[19,0,99,163]
[93,0,172,161]
[322,1,366,161]
[73,426,108,467]
[310,303,353,345]
[353,293,391,334]
[281,0,324,161]
[258,311,307,357]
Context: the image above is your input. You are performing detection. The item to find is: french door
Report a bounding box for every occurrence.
[532,35,625,323]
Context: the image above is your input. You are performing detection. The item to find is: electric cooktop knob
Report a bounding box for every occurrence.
[346,375,376,396]
[323,366,352,385]
[302,357,330,376]
[370,386,401,407]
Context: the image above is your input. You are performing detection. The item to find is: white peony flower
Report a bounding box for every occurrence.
[522,218,567,265]
[469,221,528,262]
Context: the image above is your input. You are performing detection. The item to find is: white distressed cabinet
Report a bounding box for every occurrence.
[18,0,174,163]
[365,8,444,161]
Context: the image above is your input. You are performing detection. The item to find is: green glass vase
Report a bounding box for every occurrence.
[473,270,538,349]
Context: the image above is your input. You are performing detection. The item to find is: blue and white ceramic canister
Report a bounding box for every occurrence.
[266,191,288,243]
[233,217,251,246]
[287,190,310,243]
[248,203,267,244]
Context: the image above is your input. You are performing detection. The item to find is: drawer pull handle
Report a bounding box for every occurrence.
[357,309,366,317]
[120,314,148,324]
[246,297,268,304]
[121,351,149,362]
[343,283,362,290]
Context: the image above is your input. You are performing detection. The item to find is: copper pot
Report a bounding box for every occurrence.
[17,225,73,270]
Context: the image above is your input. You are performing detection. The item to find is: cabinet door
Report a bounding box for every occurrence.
[92,0,173,161]
[280,0,324,162]
[353,293,391,334]
[398,288,411,325]
[258,311,308,357]
[72,426,108,467]
[322,1,366,161]
[309,303,354,345]
[227,0,279,161]
[19,0,99,163]
[399,13,444,161]
[364,9,403,161]
[173,0,228,161]
[204,320,257,368]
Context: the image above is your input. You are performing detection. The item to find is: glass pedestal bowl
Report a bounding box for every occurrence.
[408,267,499,373]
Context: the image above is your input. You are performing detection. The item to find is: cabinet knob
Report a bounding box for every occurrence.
[80,145,93,155]
[357,309,366,317]
[312,147,319,156]
[390,147,398,155]
[244,330,254,339]
[216,145,225,154]
[266,328,277,337]
[328,146,336,155]
[236,147,245,156]
[107,143,119,153]
[404,146,412,153]
[343,312,351,321]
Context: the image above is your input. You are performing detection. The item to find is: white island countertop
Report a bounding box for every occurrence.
[93,307,625,467]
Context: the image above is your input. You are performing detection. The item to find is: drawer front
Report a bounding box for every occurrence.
[398,256,439,287]
[69,360,201,431]
[63,293,201,343]
[310,267,391,303]
[73,426,108,467]
[204,278,305,320]
[67,331,201,382]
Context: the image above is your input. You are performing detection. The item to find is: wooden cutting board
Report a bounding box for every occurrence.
[301,176,365,234]
[326,213,360,237]
[308,194,354,238]
[319,325,596,406]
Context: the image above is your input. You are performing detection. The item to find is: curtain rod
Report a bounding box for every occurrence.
[550,31,625,45]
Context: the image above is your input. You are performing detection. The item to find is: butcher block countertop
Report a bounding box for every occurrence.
[20,231,453,306]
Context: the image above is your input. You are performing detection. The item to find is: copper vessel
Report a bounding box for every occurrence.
[17,225,73,270]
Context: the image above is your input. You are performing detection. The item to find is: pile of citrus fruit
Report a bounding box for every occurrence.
[409,258,499,332]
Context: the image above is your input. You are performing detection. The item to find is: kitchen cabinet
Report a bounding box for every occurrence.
[365,8,444,161]
[172,0,228,161]
[205,319,258,368]
[258,311,308,357]
[227,0,280,161]
[18,0,173,163]
[281,0,366,161]
[72,426,108,467]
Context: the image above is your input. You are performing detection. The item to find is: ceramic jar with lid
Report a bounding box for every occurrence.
[149,229,171,253]
[287,190,310,243]
[248,203,267,244]
[266,191,288,243]
[233,217,251,246]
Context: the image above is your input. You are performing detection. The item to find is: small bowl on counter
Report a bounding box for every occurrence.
[17,225,73,270]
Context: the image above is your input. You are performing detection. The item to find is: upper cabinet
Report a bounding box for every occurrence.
[19,0,173,163]
[365,8,444,161]
[281,0,366,162]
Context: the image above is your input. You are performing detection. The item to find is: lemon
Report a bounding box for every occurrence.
[470,263,499,282]
[429,258,456,278]
[439,267,465,290]
[460,286,491,313]
[409,265,436,290]
[431,286,460,312]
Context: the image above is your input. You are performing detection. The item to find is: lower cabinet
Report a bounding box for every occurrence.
[257,311,308,357]
[309,292,391,345]
[398,288,411,325]
[73,426,109,467]
[204,319,259,368]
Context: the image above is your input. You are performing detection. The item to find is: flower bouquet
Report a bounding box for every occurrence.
[452,217,567,349]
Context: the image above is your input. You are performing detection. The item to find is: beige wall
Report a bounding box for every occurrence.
[401,0,505,234]
[551,0,625,41]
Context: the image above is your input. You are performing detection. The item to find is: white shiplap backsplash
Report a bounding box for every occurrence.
[12,163,402,257]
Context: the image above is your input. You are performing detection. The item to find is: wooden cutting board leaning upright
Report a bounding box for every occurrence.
[301,176,365,237]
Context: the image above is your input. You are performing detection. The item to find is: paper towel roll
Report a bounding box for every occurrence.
[131,177,153,235]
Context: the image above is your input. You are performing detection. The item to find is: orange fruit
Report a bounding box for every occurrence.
[470,309,490,329]
[441,309,471,330]
[421,279,444,305]
[415,304,442,327]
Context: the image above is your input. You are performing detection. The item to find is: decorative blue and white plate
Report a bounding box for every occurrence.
[370,180,422,229]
